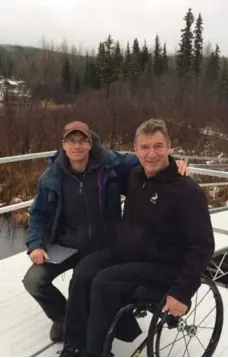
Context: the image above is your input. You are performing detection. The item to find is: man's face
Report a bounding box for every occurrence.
[62,131,92,163]
[134,131,171,177]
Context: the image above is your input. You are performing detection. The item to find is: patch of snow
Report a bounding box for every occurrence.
[209,187,219,200]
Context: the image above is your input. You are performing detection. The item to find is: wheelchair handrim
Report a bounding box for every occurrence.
[147,275,224,357]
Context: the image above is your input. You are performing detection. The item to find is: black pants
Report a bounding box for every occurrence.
[23,253,81,324]
[64,250,170,356]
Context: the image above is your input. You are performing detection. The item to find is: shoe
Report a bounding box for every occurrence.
[50,321,64,342]
[58,344,82,357]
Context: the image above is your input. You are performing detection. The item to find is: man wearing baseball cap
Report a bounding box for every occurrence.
[23,120,188,343]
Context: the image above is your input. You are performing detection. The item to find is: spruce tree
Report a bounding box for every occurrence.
[62,57,71,92]
[124,42,131,77]
[219,58,228,98]
[154,35,162,77]
[141,41,149,71]
[74,70,80,95]
[84,53,91,86]
[193,13,203,76]
[0,49,14,78]
[96,35,116,96]
[131,38,141,75]
[176,8,195,77]
[113,41,124,79]
[132,38,140,56]
[84,54,101,89]
[90,62,101,89]
[206,44,220,82]
[162,43,168,73]
[96,41,106,84]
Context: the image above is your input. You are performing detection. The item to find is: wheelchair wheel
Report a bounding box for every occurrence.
[147,275,223,357]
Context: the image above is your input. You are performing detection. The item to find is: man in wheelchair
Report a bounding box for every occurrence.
[60,119,215,357]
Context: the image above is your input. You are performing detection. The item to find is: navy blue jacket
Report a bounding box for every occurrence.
[26,134,139,253]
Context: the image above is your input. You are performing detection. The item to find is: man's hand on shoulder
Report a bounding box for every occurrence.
[163,295,188,317]
[29,248,49,264]
[176,160,190,176]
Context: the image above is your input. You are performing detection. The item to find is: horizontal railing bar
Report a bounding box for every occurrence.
[173,154,228,161]
[190,164,228,169]
[189,167,228,179]
[0,200,33,214]
[0,197,227,215]
[0,152,228,215]
[213,227,228,235]
[210,206,228,214]
[0,151,57,164]
[1,151,228,165]
[200,182,228,187]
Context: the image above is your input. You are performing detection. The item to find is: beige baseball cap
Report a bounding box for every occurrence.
[63,121,92,141]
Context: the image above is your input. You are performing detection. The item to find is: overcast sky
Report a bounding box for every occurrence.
[0,0,228,54]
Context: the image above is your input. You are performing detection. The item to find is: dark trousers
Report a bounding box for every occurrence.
[64,250,169,356]
[23,253,81,324]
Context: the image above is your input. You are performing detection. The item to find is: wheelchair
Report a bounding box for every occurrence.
[102,274,224,357]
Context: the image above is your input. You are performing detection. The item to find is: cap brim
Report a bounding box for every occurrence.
[63,129,91,140]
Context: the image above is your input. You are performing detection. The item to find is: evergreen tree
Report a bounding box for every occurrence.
[96,35,116,96]
[89,62,101,89]
[84,53,91,86]
[74,70,80,95]
[96,41,106,84]
[219,58,228,98]
[206,44,220,82]
[132,38,140,56]
[113,41,124,79]
[161,43,168,73]
[124,42,131,77]
[176,8,195,77]
[141,41,149,70]
[154,35,162,77]
[84,54,101,89]
[131,38,141,75]
[62,57,71,92]
[193,13,203,76]
[0,49,14,78]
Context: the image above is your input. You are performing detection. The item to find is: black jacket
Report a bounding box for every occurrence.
[114,157,215,305]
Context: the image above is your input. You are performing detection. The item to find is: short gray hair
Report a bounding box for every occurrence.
[134,119,169,142]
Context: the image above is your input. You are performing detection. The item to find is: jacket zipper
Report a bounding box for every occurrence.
[48,197,60,244]
[73,174,93,248]
[82,180,93,248]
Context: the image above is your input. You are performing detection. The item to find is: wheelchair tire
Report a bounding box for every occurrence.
[147,275,224,357]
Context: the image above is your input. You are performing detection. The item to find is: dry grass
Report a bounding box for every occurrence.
[0,161,45,204]
[1,88,228,226]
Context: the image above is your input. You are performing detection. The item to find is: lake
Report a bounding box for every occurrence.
[0,217,27,260]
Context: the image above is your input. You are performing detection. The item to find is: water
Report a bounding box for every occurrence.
[0,217,27,260]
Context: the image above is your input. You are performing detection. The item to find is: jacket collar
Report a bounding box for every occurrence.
[40,132,121,191]
[135,156,180,183]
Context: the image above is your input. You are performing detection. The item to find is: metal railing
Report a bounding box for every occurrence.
[0,199,33,215]
[0,151,56,214]
[189,166,228,178]
[0,151,228,215]
[0,151,56,164]
[1,151,228,165]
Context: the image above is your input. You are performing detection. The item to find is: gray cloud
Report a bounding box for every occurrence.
[0,0,227,54]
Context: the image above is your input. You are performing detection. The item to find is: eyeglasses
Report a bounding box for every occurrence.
[64,138,90,146]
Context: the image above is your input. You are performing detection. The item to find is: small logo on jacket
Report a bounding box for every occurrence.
[150,193,158,204]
